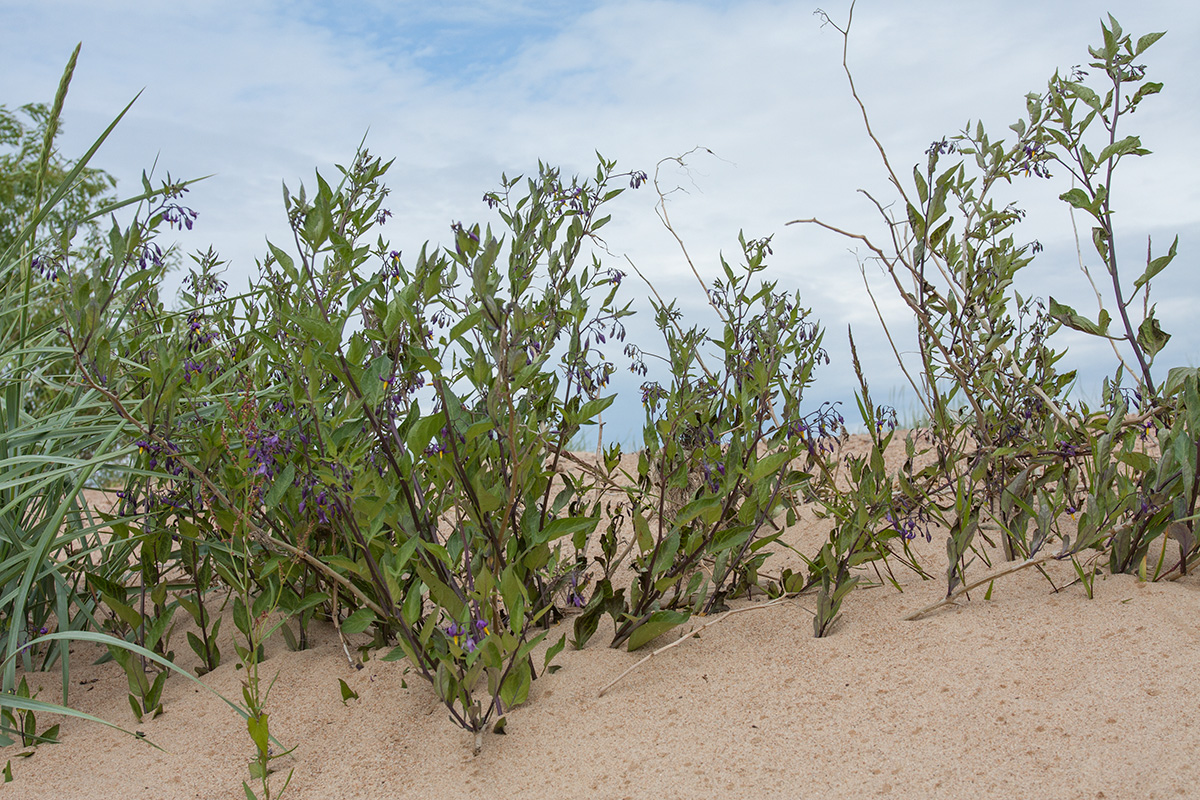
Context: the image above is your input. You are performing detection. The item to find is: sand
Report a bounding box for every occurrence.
[4,437,1198,799]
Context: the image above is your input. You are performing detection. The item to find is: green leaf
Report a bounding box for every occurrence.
[633,509,652,553]
[543,634,566,672]
[1134,235,1178,291]
[1165,367,1200,398]
[913,165,929,205]
[1134,31,1166,55]
[1117,450,1153,472]
[1136,314,1170,358]
[266,242,294,274]
[1067,82,1101,112]
[1091,227,1109,263]
[1096,135,1145,165]
[100,592,142,630]
[626,609,691,652]
[498,660,532,708]
[536,515,598,545]
[674,496,721,528]
[406,412,444,457]
[246,712,270,756]
[340,608,376,635]
[337,678,359,705]
[574,395,615,425]
[263,462,295,510]
[500,566,526,631]
[750,451,790,484]
[906,202,925,239]
[1048,297,1112,338]
[1058,188,1094,213]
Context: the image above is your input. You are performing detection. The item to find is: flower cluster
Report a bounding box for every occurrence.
[699,460,726,493]
[640,381,668,412]
[247,428,290,480]
[445,618,489,653]
[884,498,933,542]
[185,310,219,353]
[138,243,166,271]
[1016,141,1052,178]
[873,405,898,436]
[136,437,185,476]
[788,403,844,455]
[298,482,332,524]
[31,255,65,283]
[382,251,403,282]
[159,203,198,231]
[925,138,958,157]
[565,570,587,608]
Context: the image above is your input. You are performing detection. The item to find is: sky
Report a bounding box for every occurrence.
[4,0,1198,441]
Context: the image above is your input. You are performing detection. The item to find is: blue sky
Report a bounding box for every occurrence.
[4,0,1198,440]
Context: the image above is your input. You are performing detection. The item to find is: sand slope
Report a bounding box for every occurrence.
[5,442,1199,799]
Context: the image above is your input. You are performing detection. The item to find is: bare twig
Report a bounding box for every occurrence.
[903,551,1062,621]
[598,594,796,697]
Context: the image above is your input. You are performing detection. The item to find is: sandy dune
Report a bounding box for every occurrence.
[4,438,1198,799]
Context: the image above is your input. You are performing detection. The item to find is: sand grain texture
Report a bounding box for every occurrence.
[4,440,1198,799]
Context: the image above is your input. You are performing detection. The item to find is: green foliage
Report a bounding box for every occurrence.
[0,676,60,748]
[0,98,115,262]
[3,15,1196,785]
[586,231,827,649]
[799,8,1194,613]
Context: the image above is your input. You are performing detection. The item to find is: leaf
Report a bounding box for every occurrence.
[263,463,295,510]
[498,660,532,708]
[543,634,566,673]
[246,713,270,756]
[536,515,598,545]
[1134,235,1178,292]
[337,678,359,705]
[1136,315,1170,358]
[100,593,143,631]
[1134,31,1166,55]
[633,509,652,553]
[1096,135,1145,165]
[674,496,721,528]
[1048,297,1112,338]
[1058,188,1094,213]
[1165,367,1200,398]
[750,451,791,484]
[906,202,925,239]
[1167,522,1195,557]
[574,395,615,425]
[266,242,294,275]
[500,565,527,631]
[626,609,691,652]
[913,165,929,205]
[1091,227,1109,263]
[406,413,444,457]
[340,608,376,635]
[1067,82,1102,112]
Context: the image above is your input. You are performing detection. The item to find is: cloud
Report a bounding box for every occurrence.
[4,0,1198,431]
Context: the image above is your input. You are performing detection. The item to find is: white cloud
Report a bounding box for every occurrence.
[4,0,1198,432]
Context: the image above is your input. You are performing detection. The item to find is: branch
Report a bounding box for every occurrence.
[598,594,796,697]
[903,551,1061,621]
